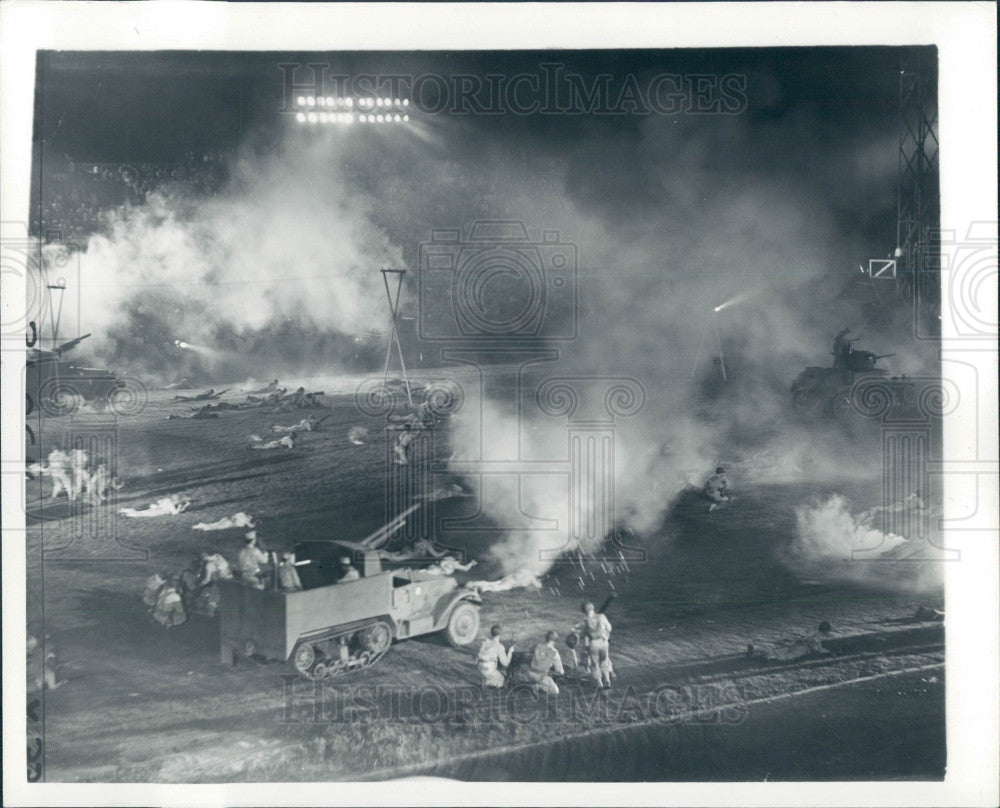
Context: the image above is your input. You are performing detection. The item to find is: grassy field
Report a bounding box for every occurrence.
[25,373,945,781]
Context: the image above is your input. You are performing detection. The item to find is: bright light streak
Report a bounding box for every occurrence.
[712,292,751,313]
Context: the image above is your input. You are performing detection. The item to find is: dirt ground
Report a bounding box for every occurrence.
[25,372,945,782]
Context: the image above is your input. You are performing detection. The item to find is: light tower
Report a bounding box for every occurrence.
[895,56,940,318]
[379,267,413,407]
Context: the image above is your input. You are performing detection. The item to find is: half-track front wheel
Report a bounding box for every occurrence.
[445,601,480,648]
[292,641,317,677]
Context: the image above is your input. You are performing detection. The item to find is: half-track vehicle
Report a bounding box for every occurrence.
[218,540,482,680]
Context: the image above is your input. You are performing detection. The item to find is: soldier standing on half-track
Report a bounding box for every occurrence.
[235,531,270,589]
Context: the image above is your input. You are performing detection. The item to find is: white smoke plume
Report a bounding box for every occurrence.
[787,495,943,593]
[69,136,402,379]
[42,94,938,585]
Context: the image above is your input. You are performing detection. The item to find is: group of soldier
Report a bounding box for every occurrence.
[31,445,122,506]
[477,601,614,695]
[167,382,329,421]
[143,549,233,627]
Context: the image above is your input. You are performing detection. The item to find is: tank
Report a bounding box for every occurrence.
[26,333,126,415]
[790,349,895,417]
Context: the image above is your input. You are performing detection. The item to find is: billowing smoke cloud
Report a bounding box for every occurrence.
[49,70,938,583]
[432,109,935,578]
[787,495,942,593]
[70,135,402,380]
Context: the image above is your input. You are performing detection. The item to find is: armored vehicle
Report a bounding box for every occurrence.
[218,540,482,680]
[26,333,126,415]
[791,348,895,417]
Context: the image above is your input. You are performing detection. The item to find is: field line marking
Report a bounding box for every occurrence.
[363,661,945,780]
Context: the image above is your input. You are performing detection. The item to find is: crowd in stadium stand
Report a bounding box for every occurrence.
[33,152,227,245]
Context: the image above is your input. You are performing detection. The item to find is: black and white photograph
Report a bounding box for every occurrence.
[1,2,996,804]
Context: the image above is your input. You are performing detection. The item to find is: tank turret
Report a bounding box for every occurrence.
[791,340,894,417]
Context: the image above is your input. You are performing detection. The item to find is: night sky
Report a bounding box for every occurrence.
[30,46,937,386]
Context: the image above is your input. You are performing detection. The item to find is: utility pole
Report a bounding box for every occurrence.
[380,267,413,407]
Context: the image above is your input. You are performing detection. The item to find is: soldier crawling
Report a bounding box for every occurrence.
[703,466,730,511]
[248,431,297,450]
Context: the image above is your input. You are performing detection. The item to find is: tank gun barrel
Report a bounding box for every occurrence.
[54,333,91,355]
[873,353,896,360]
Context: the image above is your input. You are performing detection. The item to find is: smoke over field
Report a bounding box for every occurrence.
[41,53,940,584]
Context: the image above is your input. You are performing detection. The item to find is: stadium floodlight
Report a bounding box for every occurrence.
[403,99,409,106]
[291,97,414,125]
